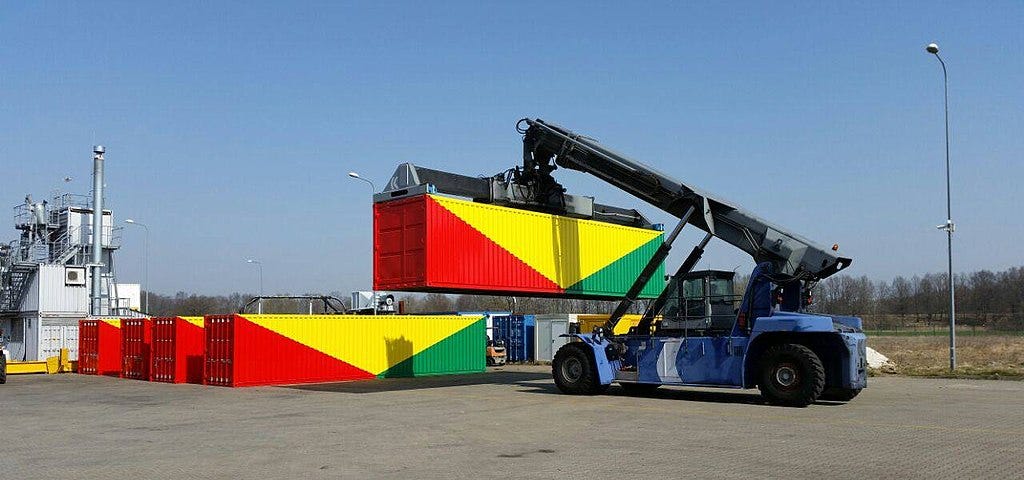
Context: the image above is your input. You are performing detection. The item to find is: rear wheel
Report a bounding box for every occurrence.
[820,387,861,402]
[619,382,660,395]
[552,343,606,395]
[758,343,825,407]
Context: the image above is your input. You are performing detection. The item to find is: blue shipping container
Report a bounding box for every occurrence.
[491,315,535,363]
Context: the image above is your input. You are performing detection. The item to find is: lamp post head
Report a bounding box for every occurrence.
[348,172,361,179]
[246,259,259,264]
[125,219,136,224]
[926,43,940,54]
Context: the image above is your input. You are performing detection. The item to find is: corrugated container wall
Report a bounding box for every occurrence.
[491,315,535,363]
[121,318,152,380]
[78,319,121,376]
[151,316,205,384]
[205,314,485,387]
[21,265,89,314]
[373,194,666,299]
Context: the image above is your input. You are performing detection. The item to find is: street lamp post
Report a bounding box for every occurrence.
[246,259,264,314]
[926,42,956,371]
[124,219,150,313]
[348,171,376,192]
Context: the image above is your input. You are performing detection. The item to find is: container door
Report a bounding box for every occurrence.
[40,324,62,360]
[64,325,79,361]
[549,320,568,361]
[536,319,552,362]
[0,319,16,361]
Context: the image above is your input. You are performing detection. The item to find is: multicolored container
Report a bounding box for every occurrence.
[373,194,666,299]
[78,319,122,376]
[121,318,152,380]
[151,316,206,384]
[204,314,485,387]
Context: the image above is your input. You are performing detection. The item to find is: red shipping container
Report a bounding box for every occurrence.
[78,319,122,376]
[204,314,377,387]
[121,318,152,380]
[151,316,206,384]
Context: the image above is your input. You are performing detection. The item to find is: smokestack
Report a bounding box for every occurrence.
[91,145,105,316]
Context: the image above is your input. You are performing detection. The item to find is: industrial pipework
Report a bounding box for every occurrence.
[90,145,104,316]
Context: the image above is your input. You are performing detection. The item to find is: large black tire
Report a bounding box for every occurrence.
[552,343,607,395]
[758,343,825,407]
[820,387,862,402]
[619,382,660,395]
[0,354,7,384]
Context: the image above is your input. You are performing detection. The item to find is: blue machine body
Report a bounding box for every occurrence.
[567,311,867,390]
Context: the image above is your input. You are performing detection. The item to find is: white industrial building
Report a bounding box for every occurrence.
[1,147,141,362]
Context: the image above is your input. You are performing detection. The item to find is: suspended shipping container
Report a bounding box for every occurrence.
[78,319,121,376]
[151,316,205,384]
[373,194,666,299]
[204,314,485,387]
[491,315,535,363]
[120,318,152,380]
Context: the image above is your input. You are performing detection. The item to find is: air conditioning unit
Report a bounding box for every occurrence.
[65,267,86,286]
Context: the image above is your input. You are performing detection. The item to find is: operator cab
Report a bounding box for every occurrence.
[657,270,741,335]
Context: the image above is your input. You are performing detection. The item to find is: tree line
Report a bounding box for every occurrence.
[811,266,1024,330]
[142,266,1024,331]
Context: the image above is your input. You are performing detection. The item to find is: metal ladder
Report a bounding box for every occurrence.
[0,262,36,312]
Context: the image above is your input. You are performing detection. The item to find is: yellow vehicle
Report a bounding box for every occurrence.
[486,339,507,366]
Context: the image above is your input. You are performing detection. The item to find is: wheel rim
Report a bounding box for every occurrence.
[561,357,583,383]
[774,363,800,390]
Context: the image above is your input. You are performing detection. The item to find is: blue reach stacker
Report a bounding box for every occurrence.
[381,118,867,407]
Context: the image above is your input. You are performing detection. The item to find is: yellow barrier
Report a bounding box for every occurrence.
[5,348,75,375]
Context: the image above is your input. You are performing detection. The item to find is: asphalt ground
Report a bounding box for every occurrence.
[2,366,1021,479]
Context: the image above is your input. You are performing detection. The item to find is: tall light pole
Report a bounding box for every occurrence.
[926,42,956,371]
[124,219,150,313]
[348,171,376,192]
[246,259,264,314]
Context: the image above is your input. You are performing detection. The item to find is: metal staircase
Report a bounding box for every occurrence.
[0,262,35,312]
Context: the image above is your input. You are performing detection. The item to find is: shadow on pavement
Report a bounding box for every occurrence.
[517,383,768,405]
[283,370,552,394]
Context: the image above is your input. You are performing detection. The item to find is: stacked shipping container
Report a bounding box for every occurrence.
[151,316,205,384]
[78,319,122,376]
[205,314,485,387]
[490,315,535,363]
[373,194,666,298]
[121,318,152,380]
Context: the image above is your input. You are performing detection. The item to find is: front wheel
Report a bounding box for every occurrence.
[552,343,606,395]
[758,343,825,407]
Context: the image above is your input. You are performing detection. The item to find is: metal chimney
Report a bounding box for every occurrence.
[90,145,105,315]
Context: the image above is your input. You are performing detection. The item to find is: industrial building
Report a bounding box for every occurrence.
[0,147,140,363]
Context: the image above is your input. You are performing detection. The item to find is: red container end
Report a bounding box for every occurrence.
[151,317,206,384]
[78,319,122,376]
[373,195,560,294]
[121,318,153,380]
[373,195,428,290]
[203,314,375,387]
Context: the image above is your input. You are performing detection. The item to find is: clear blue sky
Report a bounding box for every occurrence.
[3,2,1022,295]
